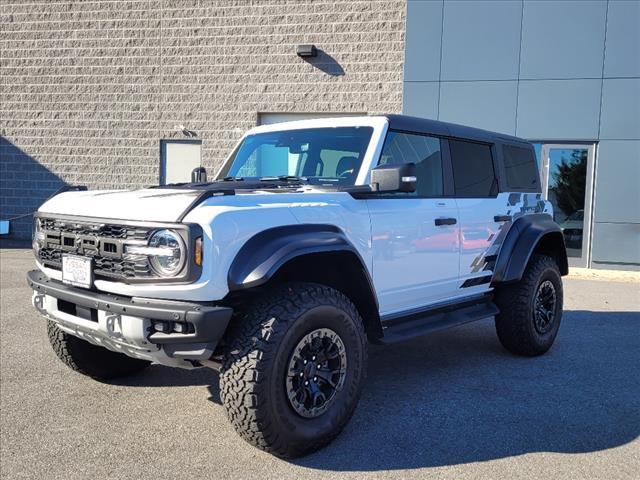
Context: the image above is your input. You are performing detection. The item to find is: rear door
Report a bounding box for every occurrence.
[449,139,505,294]
[367,131,460,316]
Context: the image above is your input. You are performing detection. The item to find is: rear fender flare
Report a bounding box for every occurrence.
[491,214,569,285]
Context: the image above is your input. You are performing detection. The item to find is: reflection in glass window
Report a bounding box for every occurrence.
[378,131,443,197]
[532,143,542,169]
[450,140,497,197]
[547,148,588,257]
[548,149,587,223]
[223,127,373,185]
[503,145,539,190]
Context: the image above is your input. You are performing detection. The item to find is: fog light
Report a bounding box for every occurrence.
[172,322,189,333]
[152,321,171,333]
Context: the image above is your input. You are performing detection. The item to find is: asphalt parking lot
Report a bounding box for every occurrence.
[1,248,639,480]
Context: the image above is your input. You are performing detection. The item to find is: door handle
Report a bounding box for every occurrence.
[435,217,457,226]
[494,215,512,222]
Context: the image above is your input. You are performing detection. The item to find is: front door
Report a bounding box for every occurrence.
[539,144,596,267]
[367,131,460,316]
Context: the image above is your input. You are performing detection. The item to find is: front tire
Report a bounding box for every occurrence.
[494,254,563,356]
[219,282,367,458]
[47,321,150,380]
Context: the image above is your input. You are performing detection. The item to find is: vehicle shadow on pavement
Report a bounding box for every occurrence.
[114,366,222,404]
[293,310,640,471]
[111,309,639,470]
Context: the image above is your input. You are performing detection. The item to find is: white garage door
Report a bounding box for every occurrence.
[258,112,365,125]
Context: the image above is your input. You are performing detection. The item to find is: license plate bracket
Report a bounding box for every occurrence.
[62,254,93,289]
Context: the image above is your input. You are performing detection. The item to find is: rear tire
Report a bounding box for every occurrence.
[47,321,150,380]
[494,254,563,356]
[219,282,367,458]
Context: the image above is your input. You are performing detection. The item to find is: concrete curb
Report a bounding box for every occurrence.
[568,267,640,283]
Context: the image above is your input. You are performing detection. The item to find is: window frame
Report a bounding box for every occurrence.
[371,128,454,199]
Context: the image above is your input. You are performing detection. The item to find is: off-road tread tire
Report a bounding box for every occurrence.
[494,254,563,356]
[47,321,150,381]
[219,282,367,458]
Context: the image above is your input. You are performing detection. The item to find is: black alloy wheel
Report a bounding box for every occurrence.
[533,279,557,335]
[286,328,348,418]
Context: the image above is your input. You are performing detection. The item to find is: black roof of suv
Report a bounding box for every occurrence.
[383,114,530,146]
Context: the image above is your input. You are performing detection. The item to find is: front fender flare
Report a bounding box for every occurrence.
[228,224,365,290]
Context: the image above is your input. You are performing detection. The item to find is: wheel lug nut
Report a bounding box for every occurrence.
[312,356,316,361]
[317,364,321,368]
[304,381,309,386]
[303,360,307,365]
[299,372,303,377]
[313,377,317,382]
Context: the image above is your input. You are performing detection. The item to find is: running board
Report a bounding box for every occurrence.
[376,297,500,345]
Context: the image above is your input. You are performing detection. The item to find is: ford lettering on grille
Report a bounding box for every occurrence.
[37,218,152,280]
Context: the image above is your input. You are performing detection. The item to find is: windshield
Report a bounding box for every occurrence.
[219,127,374,185]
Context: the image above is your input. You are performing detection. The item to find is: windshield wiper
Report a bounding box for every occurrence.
[222,176,244,181]
[259,175,308,183]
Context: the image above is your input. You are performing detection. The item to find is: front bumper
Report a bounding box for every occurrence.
[27,270,233,368]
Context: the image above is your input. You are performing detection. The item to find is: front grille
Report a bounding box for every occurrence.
[36,217,155,281]
[40,218,148,241]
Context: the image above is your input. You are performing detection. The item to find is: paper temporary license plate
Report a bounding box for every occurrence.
[62,254,93,289]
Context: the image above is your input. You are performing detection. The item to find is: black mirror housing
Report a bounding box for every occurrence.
[191,167,208,183]
[370,163,416,193]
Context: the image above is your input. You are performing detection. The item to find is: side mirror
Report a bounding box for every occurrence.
[370,163,416,193]
[191,167,207,183]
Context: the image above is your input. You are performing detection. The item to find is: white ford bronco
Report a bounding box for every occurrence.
[28,115,568,458]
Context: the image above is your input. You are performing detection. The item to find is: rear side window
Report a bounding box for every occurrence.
[503,145,539,190]
[449,140,497,197]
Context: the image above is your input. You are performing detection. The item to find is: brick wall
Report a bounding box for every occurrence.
[0,0,406,240]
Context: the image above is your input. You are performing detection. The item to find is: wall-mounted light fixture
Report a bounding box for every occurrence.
[174,124,198,138]
[296,44,318,58]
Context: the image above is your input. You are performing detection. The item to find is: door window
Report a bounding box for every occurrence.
[543,147,589,259]
[378,131,443,197]
[449,140,497,197]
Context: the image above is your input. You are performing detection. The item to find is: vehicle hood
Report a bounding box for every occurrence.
[39,188,206,222]
[37,183,328,222]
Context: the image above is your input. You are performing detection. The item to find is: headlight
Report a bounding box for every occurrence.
[147,229,186,277]
[33,217,44,254]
